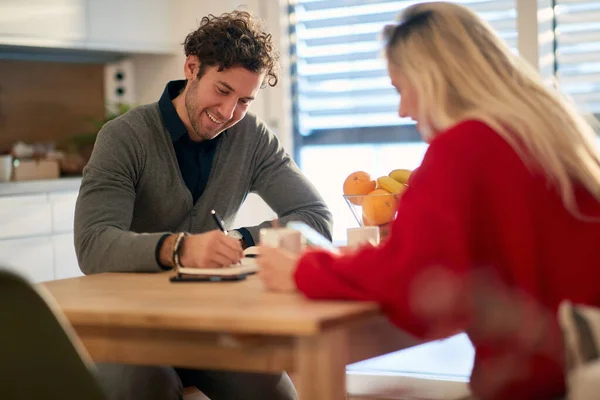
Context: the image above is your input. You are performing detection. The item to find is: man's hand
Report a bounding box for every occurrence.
[178,230,243,269]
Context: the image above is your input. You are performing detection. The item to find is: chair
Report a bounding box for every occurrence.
[0,268,106,400]
[346,333,473,400]
[183,386,211,400]
[560,301,600,400]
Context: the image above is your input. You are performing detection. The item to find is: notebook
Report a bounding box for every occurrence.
[176,248,260,278]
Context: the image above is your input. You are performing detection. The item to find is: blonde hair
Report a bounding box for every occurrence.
[383,1,600,217]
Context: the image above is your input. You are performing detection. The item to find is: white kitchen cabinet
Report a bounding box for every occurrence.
[52,233,83,280]
[0,0,174,54]
[86,0,174,53]
[0,179,82,283]
[0,237,54,283]
[0,194,52,240]
[0,0,86,47]
[50,192,78,234]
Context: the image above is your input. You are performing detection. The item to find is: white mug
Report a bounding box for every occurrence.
[259,228,303,254]
[347,226,380,248]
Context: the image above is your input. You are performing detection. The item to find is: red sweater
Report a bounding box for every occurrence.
[294,120,600,400]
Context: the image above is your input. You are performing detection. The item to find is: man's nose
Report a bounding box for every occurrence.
[218,98,237,122]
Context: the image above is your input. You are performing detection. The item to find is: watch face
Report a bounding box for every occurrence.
[227,230,243,240]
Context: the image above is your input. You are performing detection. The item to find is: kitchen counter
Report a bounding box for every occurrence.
[0,177,82,197]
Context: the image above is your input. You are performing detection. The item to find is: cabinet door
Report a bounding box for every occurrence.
[49,191,78,234]
[86,0,174,53]
[0,0,86,46]
[0,194,52,240]
[52,233,83,280]
[0,237,54,283]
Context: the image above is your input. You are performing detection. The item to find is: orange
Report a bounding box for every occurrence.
[362,189,397,226]
[343,171,376,205]
[362,214,376,227]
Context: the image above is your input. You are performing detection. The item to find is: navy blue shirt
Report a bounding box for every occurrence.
[156,80,255,255]
[158,80,220,204]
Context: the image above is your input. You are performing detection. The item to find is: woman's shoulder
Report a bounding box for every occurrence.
[429,119,517,162]
[433,119,504,147]
[420,119,525,184]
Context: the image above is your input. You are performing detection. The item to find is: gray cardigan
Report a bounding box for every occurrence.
[74,103,332,274]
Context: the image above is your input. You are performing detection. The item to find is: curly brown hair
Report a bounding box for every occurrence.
[183,10,279,88]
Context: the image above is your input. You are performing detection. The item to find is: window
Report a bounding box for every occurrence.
[292,0,517,136]
[555,0,600,114]
[289,0,518,242]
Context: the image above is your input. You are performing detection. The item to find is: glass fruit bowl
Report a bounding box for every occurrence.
[343,191,401,228]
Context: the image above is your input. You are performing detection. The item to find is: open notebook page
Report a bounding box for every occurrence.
[177,252,259,277]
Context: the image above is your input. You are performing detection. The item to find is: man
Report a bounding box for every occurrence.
[74,10,332,400]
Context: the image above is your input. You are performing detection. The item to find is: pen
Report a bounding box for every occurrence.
[212,209,243,265]
[211,209,228,235]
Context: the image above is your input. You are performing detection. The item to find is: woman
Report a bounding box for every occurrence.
[257,2,600,400]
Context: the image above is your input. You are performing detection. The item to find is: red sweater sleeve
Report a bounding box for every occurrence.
[295,122,485,339]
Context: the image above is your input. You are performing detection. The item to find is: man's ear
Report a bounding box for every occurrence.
[184,55,200,80]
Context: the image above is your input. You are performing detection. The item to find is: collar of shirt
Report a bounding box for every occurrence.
[158,80,188,142]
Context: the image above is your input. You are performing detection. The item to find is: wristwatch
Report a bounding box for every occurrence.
[227,230,246,249]
[227,230,243,240]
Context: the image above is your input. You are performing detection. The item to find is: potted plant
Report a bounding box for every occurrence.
[58,103,133,176]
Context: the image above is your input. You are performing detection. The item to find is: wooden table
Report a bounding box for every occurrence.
[41,272,416,399]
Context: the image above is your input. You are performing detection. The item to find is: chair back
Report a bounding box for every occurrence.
[0,268,105,400]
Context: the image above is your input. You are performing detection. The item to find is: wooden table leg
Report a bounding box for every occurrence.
[294,328,348,400]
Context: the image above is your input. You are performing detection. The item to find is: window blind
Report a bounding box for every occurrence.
[291,0,518,135]
[555,0,600,113]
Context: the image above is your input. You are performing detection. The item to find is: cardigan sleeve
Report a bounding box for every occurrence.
[74,118,168,274]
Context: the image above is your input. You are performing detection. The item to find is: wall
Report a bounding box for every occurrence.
[129,0,293,226]
[130,0,292,151]
[0,59,105,151]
